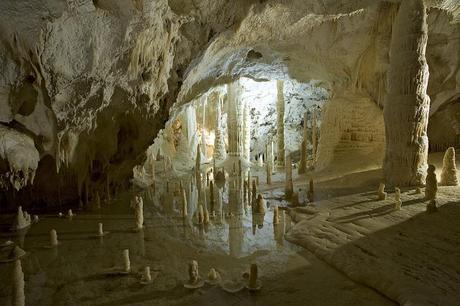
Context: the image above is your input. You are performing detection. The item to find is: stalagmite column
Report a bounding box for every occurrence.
[312,108,318,162]
[201,96,208,162]
[213,96,227,163]
[285,153,293,199]
[276,80,285,166]
[299,112,308,174]
[242,100,251,162]
[266,142,272,184]
[227,82,243,158]
[383,0,430,186]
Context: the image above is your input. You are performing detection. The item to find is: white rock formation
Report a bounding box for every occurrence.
[13,206,31,230]
[383,0,430,186]
[123,249,131,273]
[440,147,458,186]
[276,80,285,167]
[134,196,144,230]
[50,229,58,246]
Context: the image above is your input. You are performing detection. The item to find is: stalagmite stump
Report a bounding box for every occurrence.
[247,263,262,291]
[184,260,204,289]
[440,147,458,186]
[425,165,438,201]
[394,187,402,210]
[377,183,387,200]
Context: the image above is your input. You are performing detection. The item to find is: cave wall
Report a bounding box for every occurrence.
[316,92,385,173]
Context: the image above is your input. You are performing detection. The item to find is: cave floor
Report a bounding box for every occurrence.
[0,152,457,305]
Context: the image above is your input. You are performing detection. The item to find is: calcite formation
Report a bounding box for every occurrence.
[440,147,458,186]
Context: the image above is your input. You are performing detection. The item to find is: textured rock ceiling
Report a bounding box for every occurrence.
[0,0,458,206]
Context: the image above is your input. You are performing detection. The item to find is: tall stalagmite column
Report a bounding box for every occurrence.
[276,80,285,166]
[312,108,318,162]
[299,112,308,174]
[384,0,430,186]
[213,96,227,163]
[227,82,243,158]
[242,100,251,162]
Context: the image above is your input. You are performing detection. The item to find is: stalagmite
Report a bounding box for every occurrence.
[122,249,131,272]
[247,263,261,291]
[394,187,402,210]
[185,260,204,288]
[207,268,221,284]
[33,215,39,223]
[440,147,458,186]
[312,108,318,162]
[383,0,430,186]
[276,80,285,166]
[251,180,257,207]
[134,196,144,230]
[13,206,31,230]
[12,259,25,306]
[258,154,263,167]
[67,209,74,218]
[242,100,251,161]
[198,204,204,224]
[377,183,387,200]
[227,81,244,158]
[299,112,308,174]
[425,165,438,201]
[204,206,210,224]
[255,194,266,214]
[141,266,152,283]
[273,205,280,224]
[50,229,59,246]
[214,97,227,163]
[426,200,438,213]
[266,143,273,184]
[307,178,314,203]
[181,187,188,218]
[285,153,293,199]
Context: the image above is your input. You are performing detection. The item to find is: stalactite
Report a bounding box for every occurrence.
[383,0,430,186]
[227,81,243,157]
[276,80,285,166]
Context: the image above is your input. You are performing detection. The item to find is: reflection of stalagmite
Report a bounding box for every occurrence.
[12,259,25,306]
[276,80,285,166]
[383,0,430,186]
[285,153,293,199]
[440,147,458,186]
[299,112,308,174]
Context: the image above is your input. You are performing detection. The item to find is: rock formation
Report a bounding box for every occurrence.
[276,80,285,167]
[285,153,293,199]
[12,259,25,306]
[425,165,438,201]
[383,0,430,186]
[440,147,458,186]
